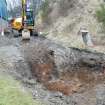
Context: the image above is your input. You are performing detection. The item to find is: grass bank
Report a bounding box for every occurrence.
[0,74,43,105]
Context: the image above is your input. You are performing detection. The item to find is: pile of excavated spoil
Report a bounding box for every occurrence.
[22,38,105,96]
[1,36,105,105]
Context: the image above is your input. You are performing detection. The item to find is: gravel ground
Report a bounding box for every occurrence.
[0,35,105,105]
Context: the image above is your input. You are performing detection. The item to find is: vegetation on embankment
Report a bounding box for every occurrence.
[96,4,105,27]
[40,0,50,24]
[0,74,43,105]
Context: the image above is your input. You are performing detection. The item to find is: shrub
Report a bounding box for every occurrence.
[40,0,52,24]
[41,0,49,19]
[96,4,105,26]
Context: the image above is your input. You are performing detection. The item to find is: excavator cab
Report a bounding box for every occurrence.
[25,10,34,26]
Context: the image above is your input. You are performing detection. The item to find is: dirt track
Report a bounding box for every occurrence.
[0,35,105,105]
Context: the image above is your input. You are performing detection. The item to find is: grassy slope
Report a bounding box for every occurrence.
[0,74,43,105]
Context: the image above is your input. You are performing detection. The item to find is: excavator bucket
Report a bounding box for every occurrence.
[22,29,30,40]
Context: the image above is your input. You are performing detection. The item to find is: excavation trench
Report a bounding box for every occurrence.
[23,41,105,96]
[1,36,105,104]
[30,64,105,96]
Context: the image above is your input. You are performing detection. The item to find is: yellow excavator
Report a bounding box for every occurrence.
[10,0,38,39]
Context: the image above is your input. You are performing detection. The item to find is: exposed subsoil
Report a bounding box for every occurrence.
[1,35,105,105]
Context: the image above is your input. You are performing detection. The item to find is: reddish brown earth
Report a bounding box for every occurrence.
[31,62,105,96]
[45,80,81,95]
[31,63,54,82]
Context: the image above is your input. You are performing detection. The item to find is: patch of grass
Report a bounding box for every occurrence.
[0,75,43,105]
[96,4,105,26]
